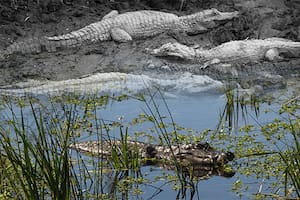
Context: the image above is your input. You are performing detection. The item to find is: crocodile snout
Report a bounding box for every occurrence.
[215,151,235,164]
[225,151,235,161]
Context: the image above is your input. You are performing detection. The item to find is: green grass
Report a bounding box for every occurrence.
[0,96,80,199]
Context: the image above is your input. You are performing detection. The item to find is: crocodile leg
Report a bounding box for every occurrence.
[264,48,283,61]
[111,28,133,42]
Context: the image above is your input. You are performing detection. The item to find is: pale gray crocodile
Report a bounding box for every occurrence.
[0,72,222,96]
[149,37,300,68]
[0,9,238,60]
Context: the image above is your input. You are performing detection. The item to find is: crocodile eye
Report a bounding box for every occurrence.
[226,152,235,161]
[196,142,210,150]
[145,145,156,158]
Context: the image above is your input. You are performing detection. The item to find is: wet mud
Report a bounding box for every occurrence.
[0,0,299,90]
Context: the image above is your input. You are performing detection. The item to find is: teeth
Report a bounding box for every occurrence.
[47,36,60,40]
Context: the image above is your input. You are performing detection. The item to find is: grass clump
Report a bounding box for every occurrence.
[0,96,81,199]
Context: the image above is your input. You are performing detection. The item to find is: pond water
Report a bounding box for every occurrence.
[0,72,297,199]
[82,91,281,200]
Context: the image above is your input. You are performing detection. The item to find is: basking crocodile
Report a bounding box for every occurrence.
[0,9,238,60]
[149,37,300,68]
[71,140,234,166]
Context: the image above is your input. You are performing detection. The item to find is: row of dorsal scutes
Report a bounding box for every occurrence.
[4,37,45,55]
[3,35,80,55]
[2,22,109,57]
[46,10,179,43]
[112,10,179,39]
[0,9,242,58]
[46,19,112,44]
[45,10,119,43]
[1,10,119,58]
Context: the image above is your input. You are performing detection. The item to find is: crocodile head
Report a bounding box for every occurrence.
[148,42,197,61]
[216,151,235,164]
[179,8,239,34]
[170,143,235,166]
[185,148,234,165]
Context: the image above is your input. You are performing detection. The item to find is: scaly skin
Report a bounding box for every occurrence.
[149,37,300,68]
[47,9,239,42]
[0,9,238,60]
[71,140,234,166]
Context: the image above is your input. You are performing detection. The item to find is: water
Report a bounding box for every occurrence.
[82,92,280,199]
[0,72,296,199]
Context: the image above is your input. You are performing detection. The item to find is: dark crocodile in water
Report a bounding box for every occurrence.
[71,140,236,180]
[71,140,234,166]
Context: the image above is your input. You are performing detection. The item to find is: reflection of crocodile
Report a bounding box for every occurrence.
[149,37,300,68]
[0,9,238,60]
[0,72,222,96]
[71,140,234,166]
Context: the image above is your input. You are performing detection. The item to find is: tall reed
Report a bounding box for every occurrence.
[278,96,300,198]
[218,88,300,198]
[0,96,80,199]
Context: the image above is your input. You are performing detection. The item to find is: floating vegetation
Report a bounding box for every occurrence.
[0,88,299,199]
[210,88,300,199]
[0,92,234,199]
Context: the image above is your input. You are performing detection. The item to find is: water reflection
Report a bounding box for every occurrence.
[2,83,297,199]
[72,151,235,200]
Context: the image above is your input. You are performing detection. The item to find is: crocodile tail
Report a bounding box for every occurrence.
[1,37,47,59]
[1,21,110,60]
[46,21,110,44]
[0,34,88,60]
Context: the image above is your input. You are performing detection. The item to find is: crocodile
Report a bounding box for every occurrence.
[0,9,239,60]
[71,140,234,166]
[0,72,222,96]
[148,37,300,68]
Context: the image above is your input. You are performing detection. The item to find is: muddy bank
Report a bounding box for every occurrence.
[0,0,299,90]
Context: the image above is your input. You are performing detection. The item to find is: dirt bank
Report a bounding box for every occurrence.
[0,0,299,90]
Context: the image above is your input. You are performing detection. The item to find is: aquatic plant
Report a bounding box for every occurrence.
[0,86,298,199]
[0,93,205,199]
[272,95,300,198]
[0,96,79,199]
[214,88,300,199]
